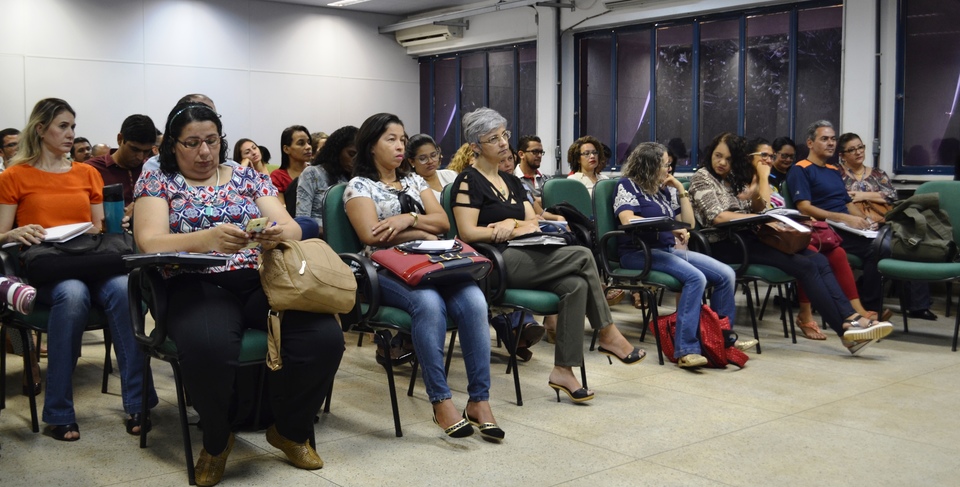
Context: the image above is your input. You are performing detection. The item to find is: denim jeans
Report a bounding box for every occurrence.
[37,276,158,425]
[621,247,737,358]
[379,273,491,403]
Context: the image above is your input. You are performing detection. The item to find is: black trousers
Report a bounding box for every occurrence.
[166,269,344,455]
[839,231,932,312]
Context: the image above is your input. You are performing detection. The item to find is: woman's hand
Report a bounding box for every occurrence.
[848,191,866,202]
[672,228,689,245]
[5,224,46,246]
[207,223,251,254]
[488,219,517,243]
[250,224,284,250]
[663,174,685,191]
[371,213,417,243]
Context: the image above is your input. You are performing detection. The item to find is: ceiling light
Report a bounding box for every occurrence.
[327,0,370,7]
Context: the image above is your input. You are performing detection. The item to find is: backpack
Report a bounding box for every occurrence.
[885,193,958,262]
[655,305,748,368]
[546,202,595,249]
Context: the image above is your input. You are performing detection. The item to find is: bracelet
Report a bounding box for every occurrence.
[410,212,418,228]
[513,218,520,229]
[678,190,690,199]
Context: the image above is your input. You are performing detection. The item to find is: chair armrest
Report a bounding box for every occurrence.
[726,231,752,279]
[338,252,380,330]
[688,229,712,255]
[598,229,653,281]
[875,224,891,260]
[471,242,507,305]
[127,267,170,349]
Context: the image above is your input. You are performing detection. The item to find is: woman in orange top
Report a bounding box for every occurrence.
[0,98,157,441]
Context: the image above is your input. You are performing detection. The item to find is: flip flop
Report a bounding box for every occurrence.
[797,321,827,340]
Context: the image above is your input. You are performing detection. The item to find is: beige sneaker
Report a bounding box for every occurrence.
[678,353,708,368]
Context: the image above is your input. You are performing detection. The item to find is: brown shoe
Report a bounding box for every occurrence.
[195,433,234,487]
[266,424,324,470]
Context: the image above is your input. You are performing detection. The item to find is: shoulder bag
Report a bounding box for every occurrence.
[755,214,811,254]
[808,221,843,252]
[371,238,492,287]
[20,232,134,286]
[259,238,358,370]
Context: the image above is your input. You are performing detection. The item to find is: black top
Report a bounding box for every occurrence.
[451,167,527,226]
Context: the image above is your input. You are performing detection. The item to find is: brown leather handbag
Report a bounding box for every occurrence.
[854,201,893,224]
[756,220,812,254]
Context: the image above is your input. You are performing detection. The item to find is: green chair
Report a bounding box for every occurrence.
[127,260,272,485]
[442,183,583,405]
[592,179,684,364]
[877,181,960,350]
[325,183,457,434]
[0,248,114,433]
[542,178,593,217]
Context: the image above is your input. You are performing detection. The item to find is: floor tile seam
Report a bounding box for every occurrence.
[779,412,960,453]
[635,412,792,462]
[617,457,740,487]
[634,380,796,416]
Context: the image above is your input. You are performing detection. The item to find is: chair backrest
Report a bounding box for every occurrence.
[592,179,620,262]
[284,177,299,217]
[441,182,459,239]
[780,179,795,209]
[915,180,960,243]
[542,178,593,218]
[322,183,363,254]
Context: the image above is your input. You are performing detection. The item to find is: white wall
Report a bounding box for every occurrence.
[0,0,420,158]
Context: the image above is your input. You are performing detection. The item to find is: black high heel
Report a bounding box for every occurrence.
[597,346,646,365]
[463,409,504,442]
[548,382,594,403]
[433,414,474,438]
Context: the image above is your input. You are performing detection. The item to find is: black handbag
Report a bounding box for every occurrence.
[20,232,134,286]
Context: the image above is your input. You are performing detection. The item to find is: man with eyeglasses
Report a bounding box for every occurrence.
[768,136,796,192]
[85,114,158,206]
[0,128,20,169]
[515,135,551,213]
[788,120,934,323]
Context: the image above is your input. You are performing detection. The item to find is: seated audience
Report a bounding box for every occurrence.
[232,138,270,175]
[91,143,110,157]
[690,132,892,355]
[838,132,897,219]
[272,125,312,204]
[296,125,358,233]
[85,114,157,206]
[343,113,501,441]
[1,128,20,169]
[311,131,328,154]
[616,142,750,368]
[768,136,796,192]
[567,136,610,196]
[70,136,92,163]
[0,98,157,441]
[407,133,457,201]
[452,107,644,404]
[786,121,935,321]
[446,143,475,173]
[134,102,342,485]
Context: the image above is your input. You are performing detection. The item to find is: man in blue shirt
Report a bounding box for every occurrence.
[788,120,934,320]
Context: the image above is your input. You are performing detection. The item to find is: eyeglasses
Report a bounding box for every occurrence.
[777,152,795,160]
[481,131,511,145]
[748,152,775,160]
[580,150,599,157]
[841,144,866,155]
[177,135,222,151]
[415,151,441,164]
[526,149,546,156]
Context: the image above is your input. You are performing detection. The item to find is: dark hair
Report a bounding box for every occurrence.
[665,146,678,174]
[772,136,795,153]
[517,135,541,152]
[232,138,257,163]
[567,135,606,174]
[0,127,20,140]
[120,114,157,145]
[622,142,667,195]
[838,132,862,152]
[70,136,90,158]
[700,132,752,195]
[279,124,310,170]
[353,113,407,182]
[158,102,226,174]
[747,137,771,154]
[177,93,215,107]
[260,145,272,163]
[404,133,439,161]
[313,125,359,181]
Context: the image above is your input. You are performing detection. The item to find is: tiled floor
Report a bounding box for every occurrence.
[2,290,960,486]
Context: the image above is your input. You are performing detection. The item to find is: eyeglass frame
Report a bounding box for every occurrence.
[748,151,775,160]
[840,144,866,155]
[176,135,224,151]
[480,130,511,145]
[414,150,442,164]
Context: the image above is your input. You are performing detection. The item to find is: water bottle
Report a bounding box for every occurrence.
[103,183,125,234]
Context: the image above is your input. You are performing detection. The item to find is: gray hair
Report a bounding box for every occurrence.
[805,120,834,142]
[462,107,507,144]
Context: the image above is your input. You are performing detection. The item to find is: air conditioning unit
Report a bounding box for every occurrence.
[395,24,463,47]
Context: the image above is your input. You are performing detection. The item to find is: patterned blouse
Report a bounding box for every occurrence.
[296,165,348,228]
[342,173,431,253]
[135,165,276,274]
[841,165,897,204]
[688,168,751,231]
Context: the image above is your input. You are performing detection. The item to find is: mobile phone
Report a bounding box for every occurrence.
[245,217,268,234]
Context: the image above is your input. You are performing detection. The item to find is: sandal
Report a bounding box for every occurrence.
[677,353,708,368]
[632,292,647,310]
[865,309,893,322]
[605,287,625,306]
[797,321,827,340]
[126,412,152,435]
[48,423,80,441]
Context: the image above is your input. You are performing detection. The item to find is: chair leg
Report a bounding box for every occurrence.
[102,328,113,394]
[357,331,364,347]
[322,376,334,414]
[407,357,419,397]
[18,329,39,432]
[589,328,599,352]
[742,282,762,354]
[505,312,524,406]
[952,302,960,352]
[647,291,665,365]
[168,361,196,485]
[375,330,403,437]
[898,279,909,333]
[758,284,774,320]
[444,330,457,376]
[252,365,265,431]
[579,359,587,390]
[946,282,953,318]
[778,285,789,339]
[139,355,152,448]
[787,284,797,343]
[0,325,7,411]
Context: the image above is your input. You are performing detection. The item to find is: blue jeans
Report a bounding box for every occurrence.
[621,247,737,359]
[379,274,491,403]
[37,276,158,425]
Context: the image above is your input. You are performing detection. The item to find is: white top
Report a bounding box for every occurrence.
[567,171,610,196]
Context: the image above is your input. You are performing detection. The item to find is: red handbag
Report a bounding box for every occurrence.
[808,221,843,252]
[371,239,492,287]
[655,306,748,368]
